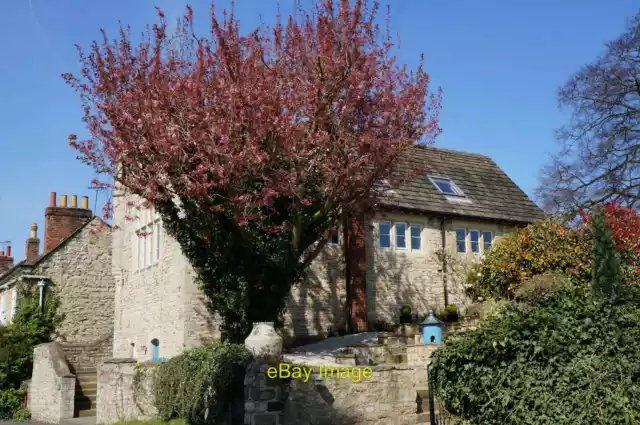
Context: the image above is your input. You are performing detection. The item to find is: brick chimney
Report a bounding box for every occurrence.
[25,223,41,263]
[0,246,14,275]
[44,192,93,253]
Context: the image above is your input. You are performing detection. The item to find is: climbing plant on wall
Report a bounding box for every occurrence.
[0,283,62,419]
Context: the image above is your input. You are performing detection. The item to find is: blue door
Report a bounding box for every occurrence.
[151,339,160,361]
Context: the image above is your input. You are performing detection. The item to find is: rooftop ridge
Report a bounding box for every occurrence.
[409,144,492,159]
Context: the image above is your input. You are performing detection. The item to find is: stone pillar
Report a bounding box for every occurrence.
[244,322,286,425]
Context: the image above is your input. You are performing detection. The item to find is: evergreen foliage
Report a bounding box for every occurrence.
[589,206,622,298]
[0,283,62,419]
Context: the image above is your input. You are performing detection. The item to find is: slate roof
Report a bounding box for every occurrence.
[378,145,545,224]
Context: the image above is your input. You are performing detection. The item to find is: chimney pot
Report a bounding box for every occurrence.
[71,195,78,208]
[81,196,89,210]
[49,192,57,207]
[26,223,41,263]
[5,246,11,257]
[43,194,93,253]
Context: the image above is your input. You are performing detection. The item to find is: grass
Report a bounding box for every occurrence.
[113,419,186,425]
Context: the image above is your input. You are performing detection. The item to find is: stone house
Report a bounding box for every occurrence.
[0,192,115,420]
[111,145,543,360]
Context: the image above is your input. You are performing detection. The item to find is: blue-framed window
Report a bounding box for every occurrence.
[410,224,421,250]
[328,229,339,245]
[469,230,480,253]
[428,176,465,197]
[455,229,467,253]
[395,223,407,249]
[379,221,391,248]
[483,231,493,252]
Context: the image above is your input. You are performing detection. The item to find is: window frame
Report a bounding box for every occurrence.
[455,228,467,253]
[327,228,340,245]
[428,175,465,197]
[378,221,392,249]
[410,224,422,251]
[483,231,493,252]
[395,222,408,250]
[134,207,162,271]
[469,229,480,253]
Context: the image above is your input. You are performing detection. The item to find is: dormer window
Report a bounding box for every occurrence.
[428,176,465,197]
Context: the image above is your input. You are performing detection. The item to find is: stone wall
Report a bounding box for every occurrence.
[112,190,219,360]
[283,364,428,425]
[406,344,439,366]
[367,212,511,324]
[96,359,157,425]
[283,244,347,340]
[61,333,113,370]
[31,217,115,344]
[29,343,76,424]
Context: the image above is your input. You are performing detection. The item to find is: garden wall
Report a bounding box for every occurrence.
[282,364,428,425]
[96,359,157,425]
[29,343,76,424]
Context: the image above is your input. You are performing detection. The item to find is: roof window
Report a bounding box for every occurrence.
[428,176,465,197]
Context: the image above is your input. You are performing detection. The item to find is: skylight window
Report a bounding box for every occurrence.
[428,176,465,196]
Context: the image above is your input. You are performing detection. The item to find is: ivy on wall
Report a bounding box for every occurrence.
[0,282,62,420]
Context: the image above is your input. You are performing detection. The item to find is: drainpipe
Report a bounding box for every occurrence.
[343,213,352,334]
[441,218,449,307]
[37,280,46,310]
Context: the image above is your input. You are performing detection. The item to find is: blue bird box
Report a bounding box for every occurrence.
[420,310,443,344]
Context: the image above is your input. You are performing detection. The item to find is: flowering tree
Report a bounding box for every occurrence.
[64,0,441,341]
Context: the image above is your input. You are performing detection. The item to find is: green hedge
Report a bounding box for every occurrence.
[152,343,253,425]
[429,283,640,425]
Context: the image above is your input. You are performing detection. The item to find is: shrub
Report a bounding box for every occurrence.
[429,285,640,425]
[589,206,623,298]
[474,219,590,299]
[513,272,577,303]
[12,407,31,422]
[0,389,23,420]
[0,284,61,419]
[399,306,412,324]
[580,201,640,284]
[152,343,253,425]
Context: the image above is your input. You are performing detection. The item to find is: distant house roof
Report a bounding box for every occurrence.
[0,216,109,284]
[378,145,545,224]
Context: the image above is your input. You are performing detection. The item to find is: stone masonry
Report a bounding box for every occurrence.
[30,217,114,343]
[29,343,76,424]
[367,211,511,324]
[112,188,514,356]
[0,192,114,344]
[111,188,219,360]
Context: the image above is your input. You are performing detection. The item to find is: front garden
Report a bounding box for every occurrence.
[429,203,640,425]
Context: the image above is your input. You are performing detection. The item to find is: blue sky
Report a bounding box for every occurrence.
[0,0,637,261]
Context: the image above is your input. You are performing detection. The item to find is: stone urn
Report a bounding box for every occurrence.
[244,322,283,362]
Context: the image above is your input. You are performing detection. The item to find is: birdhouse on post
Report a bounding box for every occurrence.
[420,310,444,344]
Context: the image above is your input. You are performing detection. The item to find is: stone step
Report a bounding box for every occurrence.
[74,367,97,373]
[76,381,98,392]
[77,409,96,418]
[75,393,96,401]
[416,412,430,423]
